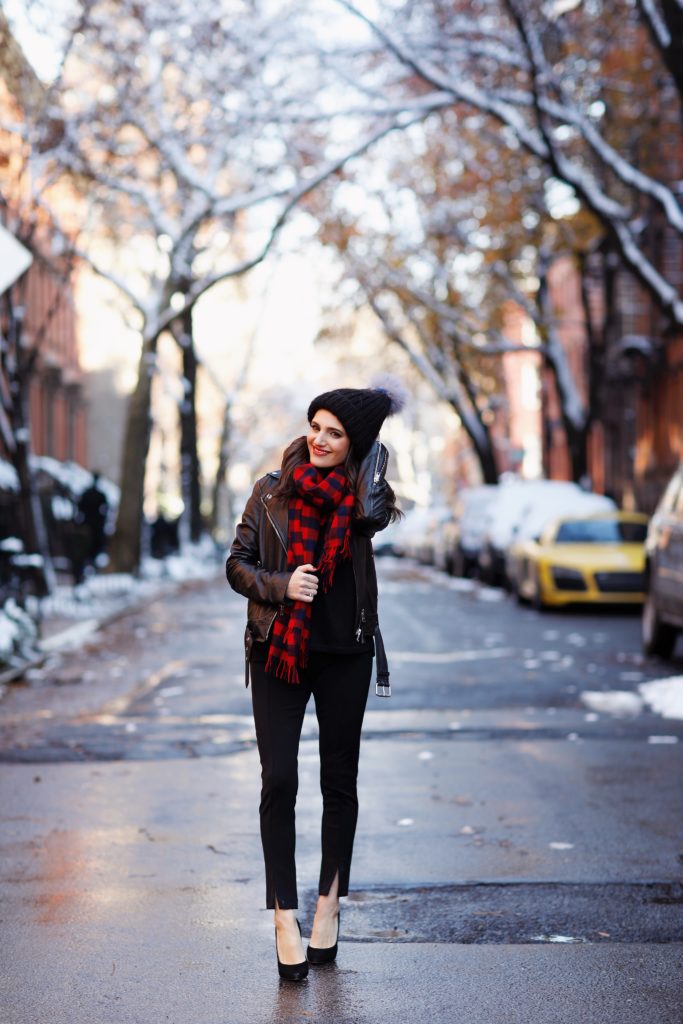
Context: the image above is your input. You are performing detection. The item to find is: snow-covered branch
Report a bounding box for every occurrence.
[170,113,427,324]
[366,293,490,450]
[336,0,683,326]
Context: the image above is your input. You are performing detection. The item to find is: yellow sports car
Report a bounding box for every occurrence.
[510,512,649,609]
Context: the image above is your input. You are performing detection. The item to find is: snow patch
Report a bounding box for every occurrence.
[444,577,476,592]
[0,537,23,552]
[0,599,39,664]
[41,619,101,652]
[638,676,683,721]
[580,690,644,715]
[158,685,185,698]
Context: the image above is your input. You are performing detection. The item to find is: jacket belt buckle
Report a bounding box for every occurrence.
[375,680,391,697]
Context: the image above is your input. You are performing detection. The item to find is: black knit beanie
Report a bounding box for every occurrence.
[307,376,407,460]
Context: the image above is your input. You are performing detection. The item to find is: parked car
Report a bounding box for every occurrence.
[479,479,616,586]
[393,504,452,564]
[433,485,499,577]
[505,486,618,593]
[372,518,403,557]
[510,511,649,609]
[642,462,683,657]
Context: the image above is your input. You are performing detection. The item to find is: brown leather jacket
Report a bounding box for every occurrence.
[226,440,392,690]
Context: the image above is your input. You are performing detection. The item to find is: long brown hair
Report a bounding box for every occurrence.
[272,435,403,523]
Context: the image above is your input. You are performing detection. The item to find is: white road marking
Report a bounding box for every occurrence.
[391,647,515,664]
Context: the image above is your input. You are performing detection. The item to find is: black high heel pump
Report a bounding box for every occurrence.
[275,918,309,982]
[306,910,340,965]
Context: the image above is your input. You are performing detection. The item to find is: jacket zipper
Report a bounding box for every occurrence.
[373,444,388,484]
[262,494,287,554]
[355,607,366,642]
[261,493,287,637]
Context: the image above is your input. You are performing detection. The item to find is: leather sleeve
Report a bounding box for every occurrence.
[353,439,392,538]
[226,481,292,604]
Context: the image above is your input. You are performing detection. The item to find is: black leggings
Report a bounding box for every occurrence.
[250,648,373,910]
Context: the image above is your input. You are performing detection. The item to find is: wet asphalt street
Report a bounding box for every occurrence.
[1,558,682,1023]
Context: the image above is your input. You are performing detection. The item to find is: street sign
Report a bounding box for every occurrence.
[0,224,33,295]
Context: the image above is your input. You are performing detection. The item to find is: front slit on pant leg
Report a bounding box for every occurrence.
[311,650,373,898]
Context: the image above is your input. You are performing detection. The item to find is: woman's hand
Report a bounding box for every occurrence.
[286,563,319,602]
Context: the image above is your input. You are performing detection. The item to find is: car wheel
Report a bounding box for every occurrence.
[642,591,677,658]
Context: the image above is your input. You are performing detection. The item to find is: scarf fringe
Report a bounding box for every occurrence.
[317,521,352,591]
[266,650,301,685]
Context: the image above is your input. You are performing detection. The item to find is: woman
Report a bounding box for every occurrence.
[226,383,403,981]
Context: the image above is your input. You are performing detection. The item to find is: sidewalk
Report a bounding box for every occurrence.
[0,545,223,691]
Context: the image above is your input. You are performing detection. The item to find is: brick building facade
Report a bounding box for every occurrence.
[0,11,87,469]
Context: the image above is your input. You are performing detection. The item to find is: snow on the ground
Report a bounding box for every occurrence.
[580,690,645,715]
[32,543,221,622]
[444,576,476,592]
[30,455,120,505]
[40,619,102,653]
[638,676,683,720]
[2,540,223,667]
[0,599,40,667]
[581,676,683,720]
[140,540,220,582]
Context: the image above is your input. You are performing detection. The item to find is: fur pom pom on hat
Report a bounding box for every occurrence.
[307,375,407,460]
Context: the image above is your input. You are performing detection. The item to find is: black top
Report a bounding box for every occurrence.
[309,554,372,654]
[250,550,373,662]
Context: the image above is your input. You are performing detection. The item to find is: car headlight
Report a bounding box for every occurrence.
[550,566,587,591]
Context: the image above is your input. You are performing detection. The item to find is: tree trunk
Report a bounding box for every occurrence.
[453,362,499,484]
[471,431,499,484]
[209,401,232,537]
[562,418,589,484]
[107,336,157,574]
[179,317,202,544]
[537,258,590,485]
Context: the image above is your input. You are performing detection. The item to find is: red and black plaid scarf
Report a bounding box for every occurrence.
[265,462,354,684]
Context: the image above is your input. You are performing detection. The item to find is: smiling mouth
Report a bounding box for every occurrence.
[312,445,330,456]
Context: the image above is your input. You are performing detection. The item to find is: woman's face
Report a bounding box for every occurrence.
[307,409,351,468]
